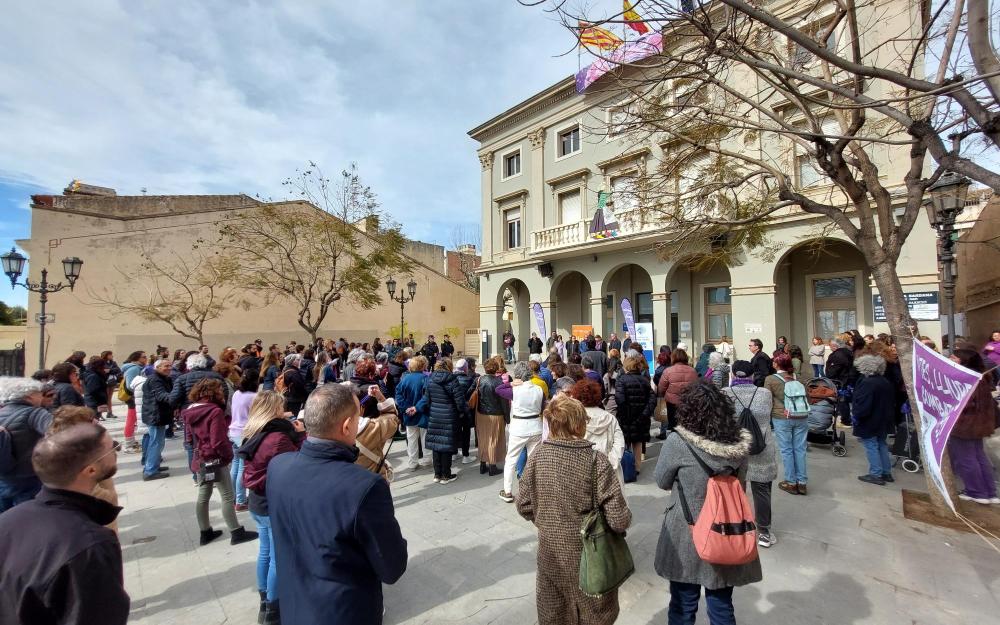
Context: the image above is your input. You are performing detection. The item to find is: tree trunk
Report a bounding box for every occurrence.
[869,259,956,515]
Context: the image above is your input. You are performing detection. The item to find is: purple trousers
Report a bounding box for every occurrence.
[948,437,998,499]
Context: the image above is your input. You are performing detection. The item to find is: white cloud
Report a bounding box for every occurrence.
[0,0,579,248]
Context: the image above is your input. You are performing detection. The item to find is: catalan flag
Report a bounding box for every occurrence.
[578,21,623,50]
[623,1,650,35]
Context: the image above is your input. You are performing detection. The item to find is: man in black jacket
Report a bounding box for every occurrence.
[421,335,440,369]
[268,384,407,624]
[528,332,543,355]
[0,422,130,625]
[440,334,455,359]
[141,359,174,481]
[748,338,774,387]
[825,336,856,425]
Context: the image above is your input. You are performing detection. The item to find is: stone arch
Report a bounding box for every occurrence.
[771,237,871,346]
[550,270,592,340]
[601,263,654,340]
[665,255,734,349]
[494,277,532,360]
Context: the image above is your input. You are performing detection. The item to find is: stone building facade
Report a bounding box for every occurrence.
[17,187,479,366]
[469,14,948,361]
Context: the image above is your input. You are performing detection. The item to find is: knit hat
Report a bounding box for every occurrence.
[454,358,468,373]
[676,341,689,351]
[731,360,753,378]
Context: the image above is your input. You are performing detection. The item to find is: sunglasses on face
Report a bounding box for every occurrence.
[90,440,122,465]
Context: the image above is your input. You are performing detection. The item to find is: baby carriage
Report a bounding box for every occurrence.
[891,401,921,473]
[805,377,847,457]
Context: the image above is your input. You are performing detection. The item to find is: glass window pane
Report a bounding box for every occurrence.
[816,309,856,339]
[814,277,855,298]
[708,313,732,341]
[637,292,653,316]
[706,286,731,304]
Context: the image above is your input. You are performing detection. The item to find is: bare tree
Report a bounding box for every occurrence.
[526,0,1000,514]
[89,248,247,345]
[449,224,482,291]
[218,164,411,344]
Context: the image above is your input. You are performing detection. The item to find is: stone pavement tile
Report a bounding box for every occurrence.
[102,414,1000,625]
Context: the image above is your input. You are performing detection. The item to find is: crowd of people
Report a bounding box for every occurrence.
[0,326,997,625]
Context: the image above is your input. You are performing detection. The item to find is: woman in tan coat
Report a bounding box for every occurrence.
[516,394,631,625]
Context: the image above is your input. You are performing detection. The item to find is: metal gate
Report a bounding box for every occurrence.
[0,343,25,377]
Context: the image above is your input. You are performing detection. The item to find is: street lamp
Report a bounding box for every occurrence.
[2,247,84,369]
[386,276,417,345]
[926,171,971,354]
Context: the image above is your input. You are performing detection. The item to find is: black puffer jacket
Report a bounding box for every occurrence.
[169,367,225,410]
[142,372,175,426]
[850,355,896,439]
[81,365,107,410]
[51,382,84,409]
[475,374,507,416]
[423,370,467,453]
[454,372,478,420]
[385,361,406,398]
[614,372,656,444]
[824,347,855,387]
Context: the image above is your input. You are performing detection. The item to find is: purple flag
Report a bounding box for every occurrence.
[912,340,984,511]
[576,32,664,93]
[620,298,636,340]
[532,302,546,339]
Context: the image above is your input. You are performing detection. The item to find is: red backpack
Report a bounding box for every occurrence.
[675,439,758,566]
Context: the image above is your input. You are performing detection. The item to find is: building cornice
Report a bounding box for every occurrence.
[468,76,578,145]
[597,147,651,172]
[545,168,592,188]
[493,188,529,205]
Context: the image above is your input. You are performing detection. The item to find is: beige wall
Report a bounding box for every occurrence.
[957,199,1000,344]
[0,326,27,351]
[20,199,479,368]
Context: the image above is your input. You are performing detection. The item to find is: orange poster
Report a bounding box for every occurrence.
[571,325,594,341]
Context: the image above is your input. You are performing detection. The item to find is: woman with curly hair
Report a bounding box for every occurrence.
[654,381,760,624]
[183,378,258,547]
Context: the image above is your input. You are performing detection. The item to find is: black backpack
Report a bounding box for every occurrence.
[733,388,766,455]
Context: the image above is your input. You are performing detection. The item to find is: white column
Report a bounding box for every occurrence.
[528,128,545,247]
[479,152,494,262]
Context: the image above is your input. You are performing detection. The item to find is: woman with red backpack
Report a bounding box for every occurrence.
[653,381,761,625]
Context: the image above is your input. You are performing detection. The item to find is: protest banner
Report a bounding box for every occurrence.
[911,340,984,511]
[620,298,636,339]
[531,302,546,339]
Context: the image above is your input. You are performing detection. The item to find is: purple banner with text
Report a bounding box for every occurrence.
[620,298,636,340]
[911,340,983,511]
[532,302,546,339]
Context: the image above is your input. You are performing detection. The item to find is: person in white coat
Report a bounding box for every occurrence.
[130,365,150,462]
[568,379,626,486]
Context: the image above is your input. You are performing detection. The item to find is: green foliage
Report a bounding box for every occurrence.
[218,163,410,342]
[0,301,26,325]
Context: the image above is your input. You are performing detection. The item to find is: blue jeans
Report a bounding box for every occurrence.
[772,417,808,484]
[504,346,514,362]
[230,438,246,505]
[185,443,196,482]
[860,435,892,477]
[251,511,277,601]
[812,364,824,378]
[0,476,42,513]
[143,425,167,477]
[668,581,735,625]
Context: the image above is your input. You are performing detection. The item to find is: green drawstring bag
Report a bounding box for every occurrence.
[579,452,634,597]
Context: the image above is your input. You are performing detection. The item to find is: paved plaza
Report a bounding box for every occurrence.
[112,416,1000,625]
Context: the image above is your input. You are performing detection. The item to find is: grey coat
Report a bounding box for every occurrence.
[653,426,763,590]
[723,383,777,483]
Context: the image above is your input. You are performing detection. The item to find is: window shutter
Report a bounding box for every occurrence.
[559,190,581,223]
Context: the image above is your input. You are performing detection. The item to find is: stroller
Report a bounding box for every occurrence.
[891,401,922,473]
[805,377,847,457]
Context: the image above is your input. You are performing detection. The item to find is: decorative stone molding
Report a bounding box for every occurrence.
[731,284,777,296]
[545,168,592,189]
[479,152,494,171]
[528,127,546,150]
[596,147,650,172]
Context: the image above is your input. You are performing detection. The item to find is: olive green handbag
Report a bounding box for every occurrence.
[579,452,634,597]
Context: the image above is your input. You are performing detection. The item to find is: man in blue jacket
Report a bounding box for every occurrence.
[268,383,408,625]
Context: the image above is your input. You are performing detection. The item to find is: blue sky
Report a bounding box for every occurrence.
[0,0,608,307]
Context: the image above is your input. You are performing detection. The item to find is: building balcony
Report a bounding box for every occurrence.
[530,208,662,254]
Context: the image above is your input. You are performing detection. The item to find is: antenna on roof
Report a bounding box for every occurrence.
[141,187,147,195]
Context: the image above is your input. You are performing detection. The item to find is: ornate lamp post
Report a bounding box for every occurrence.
[2,247,84,369]
[926,171,971,354]
[385,277,417,345]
